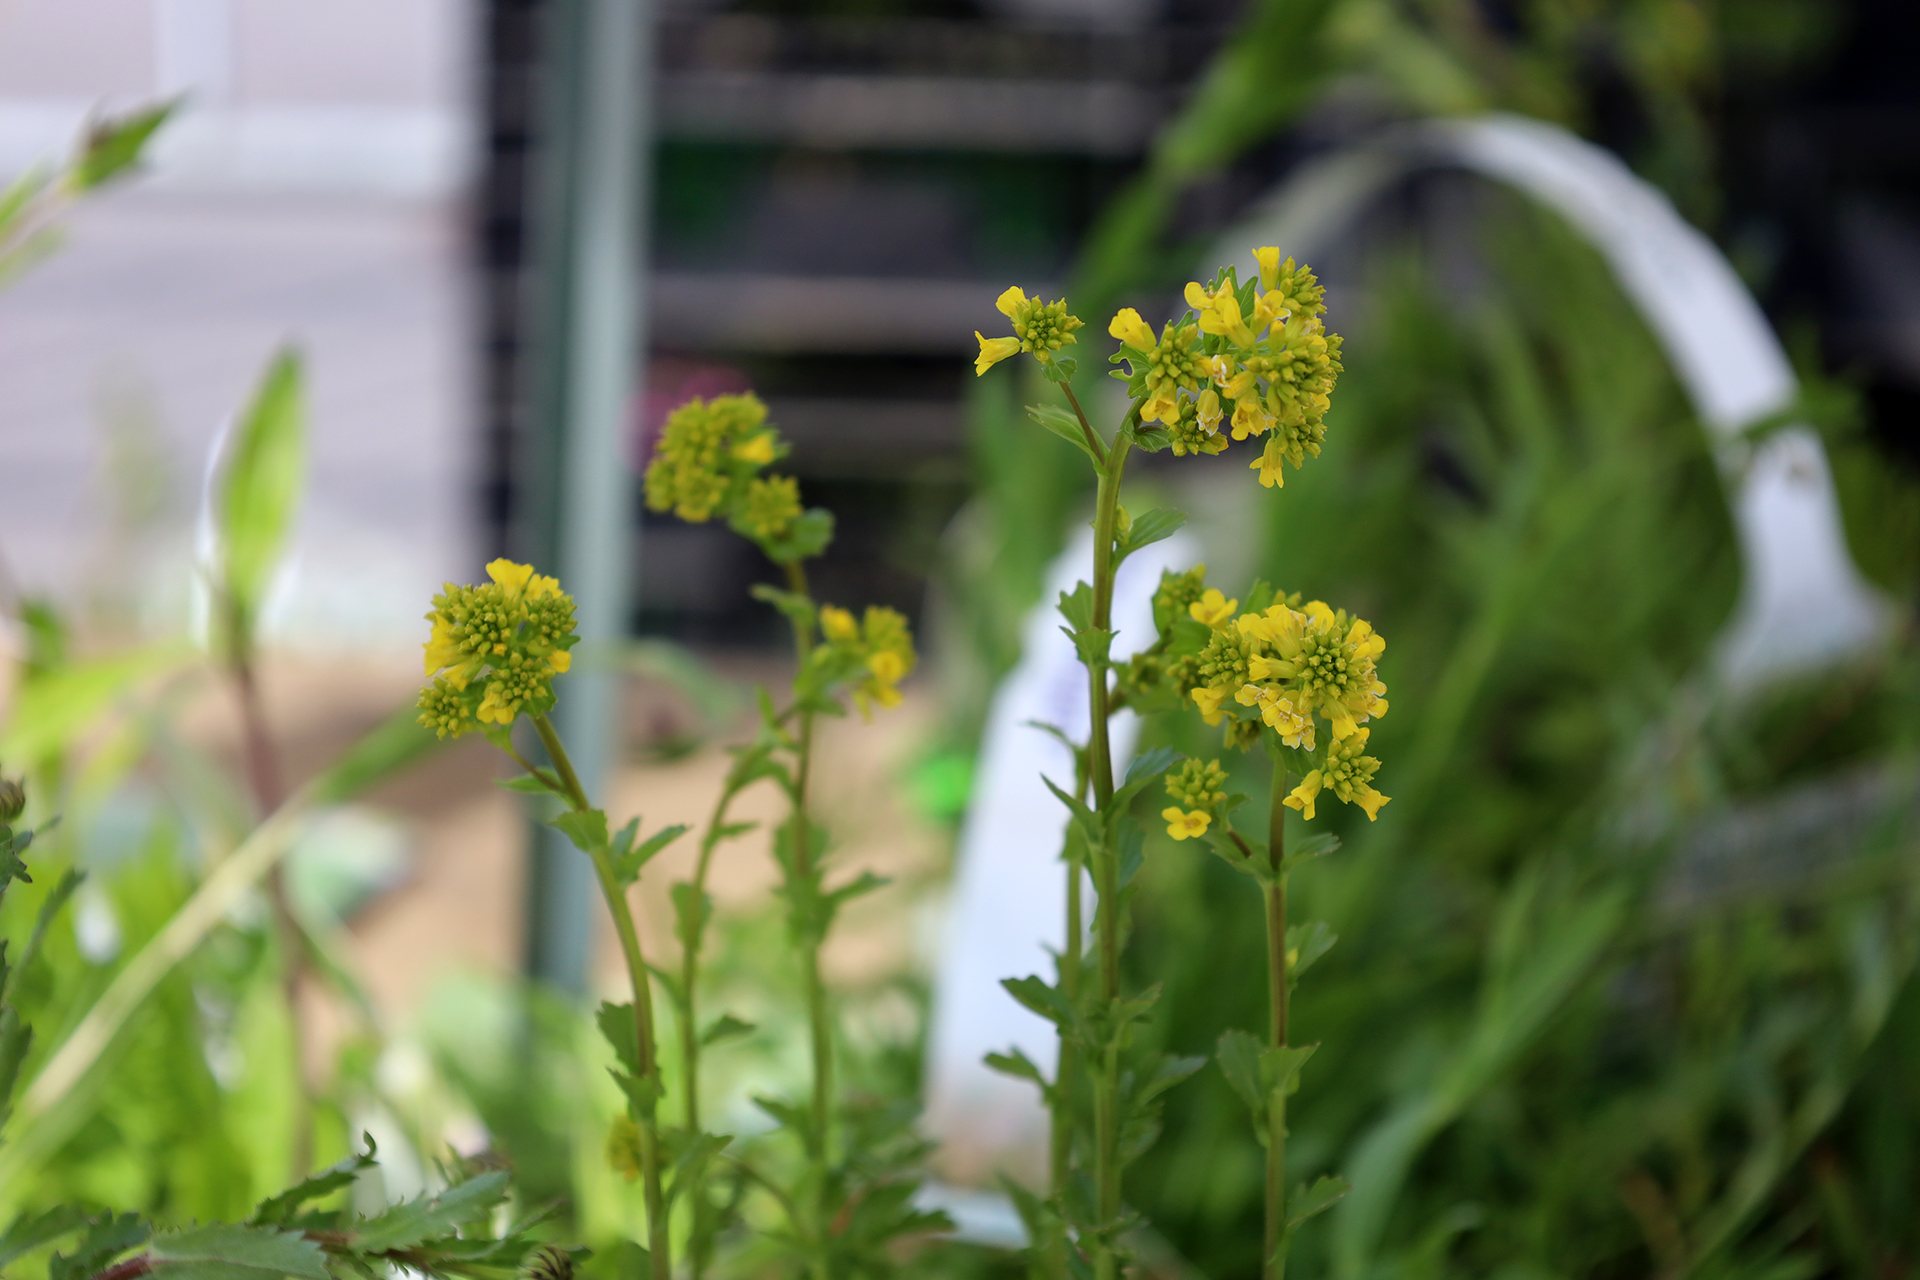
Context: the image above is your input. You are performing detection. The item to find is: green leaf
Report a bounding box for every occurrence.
[748,584,815,630]
[309,705,443,804]
[1106,746,1180,816]
[984,1046,1052,1100]
[0,646,187,765]
[551,808,609,854]
[1028,403,1101,464]
[1135,1052,1206,1106]
[0,1207,90,1268]
[1217,1029,1267,1121]
[496,773,562,796]
[1285,1175,1349,1232]
[1283,831,1341,868]
[597,1001,641,1075]
[251,1134,377,1223]
[612,823,688,886]
[1002,975,1078,1034]
[49,1215,149,1280]
[700,1014,755,1047]
[1286,921,1338,984]
[1117,507,1187,561]
[1041,775,1100,845]
[663,1131,732,1208]
[1261,1042,1318,1100]
[611,1069,663,1119]
[72,102,175,190]
[1056,581,1095,631]
[760,506,834,563]
[671,882,711,954]
[216,350,306,649]
[148,1225,329,1280]
[351,1172,510,1252]
[1063,625,1114,667]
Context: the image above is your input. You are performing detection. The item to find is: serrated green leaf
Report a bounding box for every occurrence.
[1056,581,1094,631]
[611,1068,663,1118]
[1285,832,1341,867]
[148,1224,329,1280]
[251,1135,378,1224]
[351,1172,509,1252]
[1042,775,1100,845]
[0,1206,90,1268]
[49,1215,149,1280]
[1107,747,1180,815]
[216,350,305,649]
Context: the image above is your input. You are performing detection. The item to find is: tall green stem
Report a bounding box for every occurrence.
[681,786,739,1280]
[531,713,670,1280]
[1086,433,1132,1280]
[1265,750,1290,1280]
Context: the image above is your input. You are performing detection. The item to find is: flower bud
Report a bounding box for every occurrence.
[0,776,23,822]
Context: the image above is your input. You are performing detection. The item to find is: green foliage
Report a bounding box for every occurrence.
[1118,202,1920,1280]
[214,350,306,659]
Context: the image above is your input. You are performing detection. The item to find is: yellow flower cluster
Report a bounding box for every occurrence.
[417,559,579,738]
[1162,757,1228,840]
[1187,590,1391,822]
[643,393,787,526]
[820,604,917,718]
[974,286,1086,375]
[1111,249,1342,481]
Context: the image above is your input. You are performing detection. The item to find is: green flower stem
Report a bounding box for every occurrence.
[1048,754,1092,1280]
[530,712,671,1280]
[780,558,834,1275]
[681,786,740,1280]
[1265,748,1290,1280]
[1086,430,1133,1280]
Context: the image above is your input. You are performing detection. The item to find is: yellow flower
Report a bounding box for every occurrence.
[975,332,1022,376]
[1109,307,1157,351]
[869,649,907,684]
[547,649,571,674]
[1186,280,1258,347]
[1253,246,1281,292]
[1230,396,1274,441]
[1283,770,1322,820]
[820,605,859,643]
[423,615,460,677]
[732,433,776,465]
[1251,437,1288,488]
[1196,388,1223,435]
[1239,685,1314,749]
[1162,807,1211,841]
[1191,685,1228,726]
[1141,385,1182,426]
[487,558,536,599]
[1189,588,1238,628]
[996,285,1030,317]
[1287,729,1389,821]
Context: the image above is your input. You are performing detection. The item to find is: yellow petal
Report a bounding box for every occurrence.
[1253,246,1280,291]
[1184,281,1212,311]
[975,333,1022,377]
[995,285,1029,318]
[486,558,536,597]
[547,649,571,673]
[1108,307,1157,351]
[732,434,776,465]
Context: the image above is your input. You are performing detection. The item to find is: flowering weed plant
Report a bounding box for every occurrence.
[978,250,1381,1280]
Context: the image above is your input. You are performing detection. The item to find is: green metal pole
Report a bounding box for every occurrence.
[521,0,654,991]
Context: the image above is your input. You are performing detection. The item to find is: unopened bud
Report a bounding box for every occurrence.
[0,777,24,822]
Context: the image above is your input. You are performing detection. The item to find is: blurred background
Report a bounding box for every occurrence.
[3,0,1920,1275]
